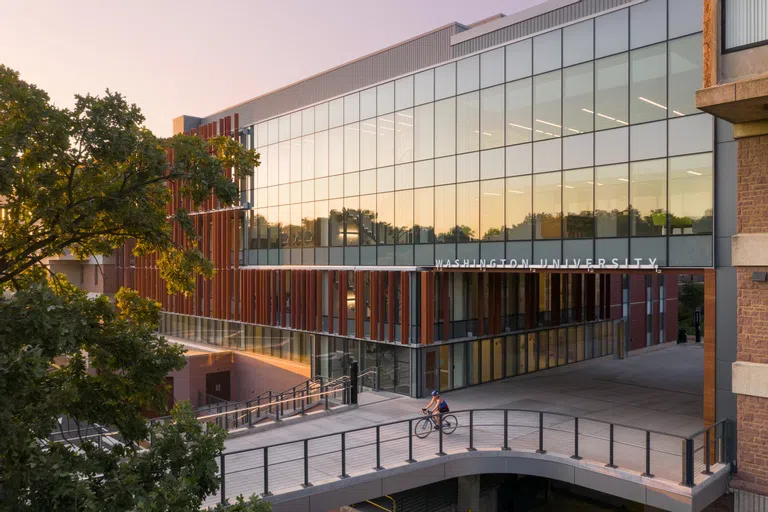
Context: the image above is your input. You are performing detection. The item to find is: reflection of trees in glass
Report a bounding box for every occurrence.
[535,212,562,239]
[482,227,503,240]
[506,213,534,240]
[564,210,594,238]
[670,208,713,235]
[413,223,435,244]
[595,208,629,237]
[630,206,667,236]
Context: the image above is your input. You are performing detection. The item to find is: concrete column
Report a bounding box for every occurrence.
[457,474,480,512]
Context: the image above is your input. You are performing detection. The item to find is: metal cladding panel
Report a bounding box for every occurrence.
[451,0,636,57]
[201,25,458,127]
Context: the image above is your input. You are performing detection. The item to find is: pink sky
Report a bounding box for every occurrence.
[1,0,542,137]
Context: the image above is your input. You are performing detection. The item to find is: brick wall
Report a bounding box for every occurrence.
[735,134,768,495]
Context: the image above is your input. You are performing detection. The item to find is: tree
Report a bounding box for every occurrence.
[679,279,704,336]
[0,65,267,510]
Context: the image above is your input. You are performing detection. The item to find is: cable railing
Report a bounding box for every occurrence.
[208,408,733,505]
[151,378,352,434]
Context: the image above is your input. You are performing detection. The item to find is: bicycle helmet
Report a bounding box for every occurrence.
[431,390,439,396]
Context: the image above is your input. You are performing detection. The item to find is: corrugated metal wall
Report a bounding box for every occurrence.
[201,24,459,127]
[724,0,768,50]
[451,0,636,57]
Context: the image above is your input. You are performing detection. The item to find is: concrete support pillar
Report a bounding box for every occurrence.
[457,475,481,512]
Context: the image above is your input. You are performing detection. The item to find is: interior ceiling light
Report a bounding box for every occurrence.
[638,96,667,110]
[536,119,562,128]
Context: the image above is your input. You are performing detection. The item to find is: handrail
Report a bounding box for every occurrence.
[196,386,348,421]
[214,406,733,504]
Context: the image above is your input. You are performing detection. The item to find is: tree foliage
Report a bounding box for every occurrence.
[0,66,267,510]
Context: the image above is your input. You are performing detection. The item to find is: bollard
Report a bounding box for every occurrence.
[406,419,416,463]
[606,424,617,468]
[536,411,546,454]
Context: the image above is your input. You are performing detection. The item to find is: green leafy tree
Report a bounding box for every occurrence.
[0,65,267,511]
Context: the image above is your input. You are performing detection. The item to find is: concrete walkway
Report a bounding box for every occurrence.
[210,343,714,508]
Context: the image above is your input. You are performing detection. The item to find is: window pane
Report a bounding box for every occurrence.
[563,62,594,136]
[279,115,291,142]
[596,54,629,130]
[345,197,359,246]
[315,103,329,132]
[258,122,268,147]
[291,111,302,139]
[630,43,667,124]
[414,187,434,243]
[534,172,562,239]
[344,172,359,197]
[435,185,456,242]
[302,108,315,136]
[481,47,505,88]
[329,127,343,175]
[595,9,628,58]
[377,81,395,115]
[481,85,505,149]
[563,167,594,238]
[344,93,360,124]
[414,69,434,105]
[506,176,533,240]
[506,78,533,145]
[396,75,414,110]
[435,98,456,157]
[457,152,479,183]
[360,194,376,246]
[302,135,314,180]
[414,160,434,188]
[533,29,562,75]
[360,169,376,195]
[534,71,562,140]
[360,119,377,170]
[395,163,413,190]
[481,148,504,180]
[315,177,328,200]
[360,88,377,121]
[435,63,456,100]
[481,179,504,241]
[377,166,394,193]
[395,109,414,163]
[291,139,302,182]
[315,131,328,177]
[435,156,456,185]
[329,199,344,246]
[669,153,713,235]
[268,118,279,144]
[414,103,434,161]
[279,141,290,184]
[329,98,344,128]
[268,145,279,185]
[395,189,413,244]
[457,182,480,242]
[457,92,480,153]
[377,192,395,244]
[377,114,395,167]
[457,55,480,94]
[595,164,629,237]
[630,159,667,236]
[302,179,314,203]
[669,34,702,117]
[563,19,594,66]
[315,200,329,246]
[329,175,343,199]
[506,38,532,82]
[344,123,359,173]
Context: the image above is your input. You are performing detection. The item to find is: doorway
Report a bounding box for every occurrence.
[205,371,231,403]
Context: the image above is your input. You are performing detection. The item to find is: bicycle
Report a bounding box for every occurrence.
[414,409,458,439]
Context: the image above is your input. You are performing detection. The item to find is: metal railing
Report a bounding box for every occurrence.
[211,409,733,505]
[151,378,352,434]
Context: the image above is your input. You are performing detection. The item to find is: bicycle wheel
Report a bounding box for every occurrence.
[414,417,433,439]
[441,415,458,435]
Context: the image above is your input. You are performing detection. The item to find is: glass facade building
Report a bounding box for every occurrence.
[142,0,708,398]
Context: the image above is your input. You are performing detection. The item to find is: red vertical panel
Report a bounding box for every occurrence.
[370,272,378,340]
[585,274,596,321]
[388,271,396,342]
[376,272,384,341]
[303,270,309,330]
[551,273,561,327]
[354,271,363,336]
[338,271,347,336]
[316,271,323,331]
[234,113,239,137]
[441,272,450,341]
[477,273,485,336]
[279,270,286,327]
[308,270,316,331]
[328,271,335,334]
[400,272,410,344]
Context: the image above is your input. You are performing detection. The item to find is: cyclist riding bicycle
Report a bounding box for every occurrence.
[422,390,449,429]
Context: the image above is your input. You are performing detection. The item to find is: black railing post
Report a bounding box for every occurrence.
[606,424,617,468]
[306,380,310,404]
[224,409,229,431]
[339,432,349,478]
[684,438,694,486]
[437,420,446,456]
[302,439,312,488]
[406,419,416,463]
[301,397,306,416]
[350,361,359,405]
[262,447,272,497]
[268,391,272,414]
[703,429,713,475]
[280,394,284,417]
[275,398,281,422]
[324,385,329,411]
[642,431,654,478]
[536,411,546,454]
[502,410,510,451]
[467,410,477,451]
[292,386,297,410]
[248,401,253,427]
[220,454,226,504]
[256,396,261,419]
[571,417,582,460]
[373,426,383,470]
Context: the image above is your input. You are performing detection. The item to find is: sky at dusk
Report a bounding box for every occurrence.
[1,0,543,137]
